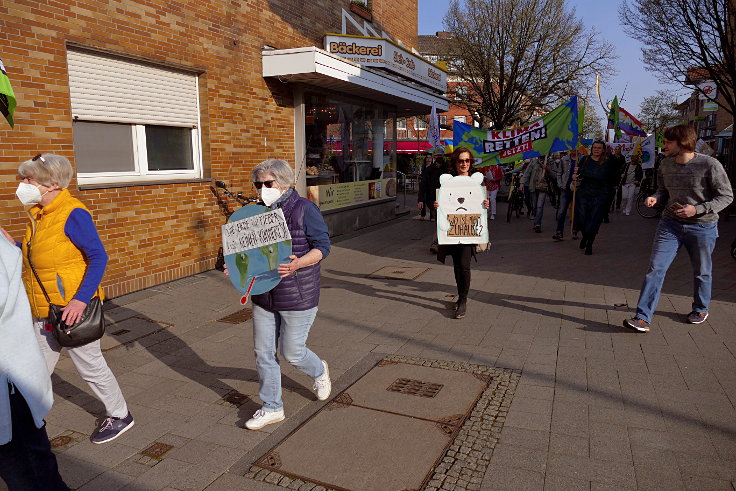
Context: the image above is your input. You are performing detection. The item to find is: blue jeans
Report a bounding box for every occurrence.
[252,305,323,411]
[555,188,573,234]
[533,191,547,227]
[635,217,719,322]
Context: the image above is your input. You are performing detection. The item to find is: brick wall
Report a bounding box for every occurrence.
[0,0,416,298]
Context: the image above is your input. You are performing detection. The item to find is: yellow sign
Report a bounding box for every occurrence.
[307,179,395,211]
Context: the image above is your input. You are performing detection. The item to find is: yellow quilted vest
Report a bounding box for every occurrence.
[21,189,105,318]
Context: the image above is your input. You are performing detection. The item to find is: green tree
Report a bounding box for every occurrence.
[637,90,681,135]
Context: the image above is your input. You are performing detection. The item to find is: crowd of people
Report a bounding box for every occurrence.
[0,124,732,489]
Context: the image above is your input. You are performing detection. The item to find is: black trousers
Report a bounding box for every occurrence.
[0,388,69,491]
[575,193,608,238]
[449,244,473,300]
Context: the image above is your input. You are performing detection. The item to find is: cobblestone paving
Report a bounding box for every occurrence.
[244,355,521,491]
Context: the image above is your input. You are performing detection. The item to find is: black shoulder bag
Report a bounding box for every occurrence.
[27,245,105,348]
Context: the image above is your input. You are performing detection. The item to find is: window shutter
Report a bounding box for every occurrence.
[67,50,199,127]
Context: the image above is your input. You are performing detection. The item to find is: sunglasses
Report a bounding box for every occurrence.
[32,153,46,163]
[457,158,473,164]
[254,180,277,189]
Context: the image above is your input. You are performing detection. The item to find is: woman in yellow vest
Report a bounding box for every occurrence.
[1,154,133,444]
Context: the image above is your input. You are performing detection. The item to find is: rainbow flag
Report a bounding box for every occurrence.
[618,106,647,137]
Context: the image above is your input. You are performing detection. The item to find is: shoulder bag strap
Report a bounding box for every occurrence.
[26,240,52,304]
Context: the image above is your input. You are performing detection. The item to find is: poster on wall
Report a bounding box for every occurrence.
[307,178,396,211]
[436,173,488,245]
[221,205,292,302]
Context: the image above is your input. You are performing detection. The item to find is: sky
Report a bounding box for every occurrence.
[417,0,688,124]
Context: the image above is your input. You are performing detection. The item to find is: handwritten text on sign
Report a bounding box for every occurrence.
[447,214,482,237]
[222,209,292,255]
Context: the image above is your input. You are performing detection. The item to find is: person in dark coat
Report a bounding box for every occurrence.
[228,159,332,431]
[434,147,488,319]
[573,141,619,255]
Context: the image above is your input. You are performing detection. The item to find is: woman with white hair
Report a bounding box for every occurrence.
[231,158,332,430]
[1,153,133,445]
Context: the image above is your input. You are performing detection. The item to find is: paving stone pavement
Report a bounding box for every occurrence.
[5,203,736,491]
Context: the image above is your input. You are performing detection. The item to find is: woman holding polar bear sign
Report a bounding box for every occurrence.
[434,147,489,319]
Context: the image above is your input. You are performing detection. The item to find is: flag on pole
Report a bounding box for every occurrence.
[453,96,579,168]
[0,57,17,128]
[607,96,621,142]
[618,106,647,137]
[428,104,441,152]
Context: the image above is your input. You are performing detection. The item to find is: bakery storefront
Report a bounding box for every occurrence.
[262,34,448,235]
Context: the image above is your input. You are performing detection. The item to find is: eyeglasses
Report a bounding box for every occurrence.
[457,158,473,164]
[254,180,277,189]
[32,153,46,163]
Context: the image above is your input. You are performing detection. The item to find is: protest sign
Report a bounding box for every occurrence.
[222,205,292,298]
[436,173,488,245]
[453,97,579,168]
[606,134,656,169]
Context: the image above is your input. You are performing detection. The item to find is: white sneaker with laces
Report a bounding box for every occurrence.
[313,360,331,401]
[245,408,285,430]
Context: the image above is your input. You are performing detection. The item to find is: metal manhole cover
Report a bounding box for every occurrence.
[218,308,253,324]
[140,442,174,459]
[387,378,444,398]
[368,266,429,280]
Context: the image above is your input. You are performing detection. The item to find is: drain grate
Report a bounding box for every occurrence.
[368,266,429,280]
[218,308,253,324]
[49,435,74,448]
[218,390,250,407]
[140,442,174,459]
[387,378,444,398]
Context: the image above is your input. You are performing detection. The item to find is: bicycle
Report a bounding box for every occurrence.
[210,180,259,270]
[506,174,525,222]
[636,177,665,219]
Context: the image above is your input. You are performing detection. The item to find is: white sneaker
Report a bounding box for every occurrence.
[245,408,285,430]
[313,360,331,401]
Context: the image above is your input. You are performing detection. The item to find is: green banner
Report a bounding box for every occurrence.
[0,58,17,128]
[453,96,579,168]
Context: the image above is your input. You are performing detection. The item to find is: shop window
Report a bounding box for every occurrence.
[67,49,202,185]
[304,92,397,185]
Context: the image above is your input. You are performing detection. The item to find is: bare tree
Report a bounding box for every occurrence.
[581,106,604,140]
[637,90,682,135]
[620,0,735,178]
[441,0,616,129]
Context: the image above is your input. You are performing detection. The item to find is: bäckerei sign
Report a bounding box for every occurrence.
[324,34,446,92]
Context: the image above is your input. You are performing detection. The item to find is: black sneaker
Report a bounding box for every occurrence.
[623,317,650,333]
[686,311,708,324]
[552,233,564,241]
[454,301,466,319]
[91,412,134,444]
[534,225,542,233]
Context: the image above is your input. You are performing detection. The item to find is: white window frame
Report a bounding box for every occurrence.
[415,117,427,130]
[440,115,447,125]
[396,117,407,130]
[68,49,203,186]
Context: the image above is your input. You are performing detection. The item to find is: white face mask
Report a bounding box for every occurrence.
[260,186,282,206]
[16,182,45,206]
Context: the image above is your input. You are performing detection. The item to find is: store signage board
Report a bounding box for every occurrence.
[703,101,718,112]
[324,34,447,92]
[221,206,293,299]
[436,173,488,245]
[307,178,395,211]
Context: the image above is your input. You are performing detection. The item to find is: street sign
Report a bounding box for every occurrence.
[703,101,718,112]
[697,81,718,100]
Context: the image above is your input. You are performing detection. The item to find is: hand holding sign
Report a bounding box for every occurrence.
[222,205,293,302]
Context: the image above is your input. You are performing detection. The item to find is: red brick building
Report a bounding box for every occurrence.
[1,0,447,298]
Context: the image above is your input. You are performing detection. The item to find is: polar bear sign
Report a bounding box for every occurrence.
[437,172,488,245]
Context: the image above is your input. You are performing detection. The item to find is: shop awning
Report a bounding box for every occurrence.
[262,47,449,114]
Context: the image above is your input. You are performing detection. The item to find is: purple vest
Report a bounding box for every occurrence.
[251,190,321,311]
